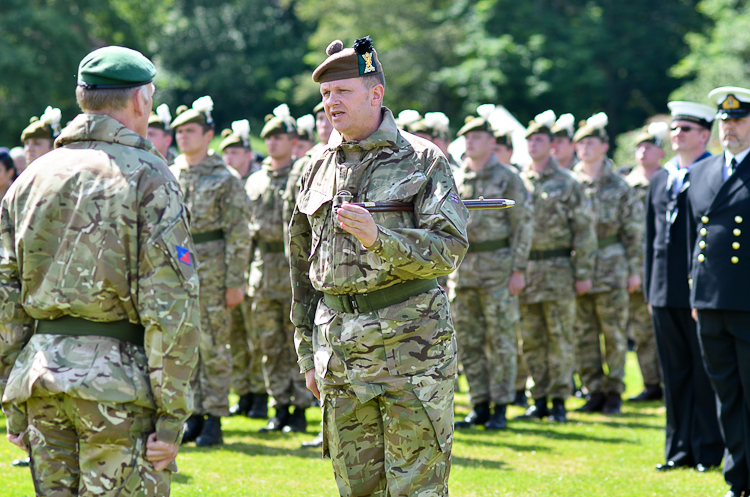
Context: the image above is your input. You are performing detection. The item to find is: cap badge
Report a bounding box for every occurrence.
[361,52,376,74]
[722,95,741,110]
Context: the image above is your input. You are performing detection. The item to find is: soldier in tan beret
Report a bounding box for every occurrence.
[290,36,468,496]
[21,106,61,167]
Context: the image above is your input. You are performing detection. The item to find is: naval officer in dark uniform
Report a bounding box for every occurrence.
[687,86,750,497]
[645,101,723,473]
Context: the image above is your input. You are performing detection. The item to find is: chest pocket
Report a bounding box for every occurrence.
[296,188,333,261]
[363,171,427,230]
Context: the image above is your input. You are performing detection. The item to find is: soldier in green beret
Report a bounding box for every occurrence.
[248,104,315,433]
[0,45,200,495]
[169,95,253,446]
[516,110,597,422]
[450,108,533,431]
[290,36,468,496]
[572,113,643,415]
[217,119,266,418]
[551,113,578,170]
[147,103,177,165]
[21,106,62,167]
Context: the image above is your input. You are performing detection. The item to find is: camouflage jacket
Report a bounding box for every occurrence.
[246,158,293,299]
[289,108,469,373]
[449,155,533,290]
[519,157,597,303]
[170,151,251,291]
[0,114,200,443]
[573,159,644,292]
[625,166,653,280]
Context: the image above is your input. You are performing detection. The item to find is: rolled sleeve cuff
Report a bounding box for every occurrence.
[298,355,314,374]
[156,419,184,445]
[5,404,28,435]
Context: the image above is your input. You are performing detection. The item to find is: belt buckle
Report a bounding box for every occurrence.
[348,294,359,313]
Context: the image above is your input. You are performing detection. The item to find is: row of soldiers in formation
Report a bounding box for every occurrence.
[4,93,677,448]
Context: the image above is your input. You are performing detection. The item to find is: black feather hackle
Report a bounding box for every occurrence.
[352,36,374,54]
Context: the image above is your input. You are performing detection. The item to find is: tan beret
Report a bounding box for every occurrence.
[312,36,383,84]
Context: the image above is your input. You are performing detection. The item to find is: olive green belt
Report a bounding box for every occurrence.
[598,235,620,249]
[528,248,572,261]
[323,278,439,314]
[192,229,224,244]
[467,238,510,253]
[36,316,145,347]
[257,241,285,253]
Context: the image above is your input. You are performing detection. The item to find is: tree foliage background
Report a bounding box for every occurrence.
[0,0,735,152]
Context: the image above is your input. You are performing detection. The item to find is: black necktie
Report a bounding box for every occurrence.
[731,157,738,175]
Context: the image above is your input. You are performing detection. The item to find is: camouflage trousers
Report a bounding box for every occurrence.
[26,395,171,497]
[253,297,312,408]
[575,289,629,394]
[628,291,662,386]
[229,297,266,396]
[191,289,232,417]
[519,298,576,400]
[516,327,530,392]
[452,285,518,406]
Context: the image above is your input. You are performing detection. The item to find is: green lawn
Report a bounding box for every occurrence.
[0,353,728,496]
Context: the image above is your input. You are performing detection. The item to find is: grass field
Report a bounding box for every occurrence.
[0,353,728,496]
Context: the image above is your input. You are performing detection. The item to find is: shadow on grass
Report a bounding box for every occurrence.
[180,442,322,459]
[453,456,508,470]
[173,473,193,485]
[503,425,637,445]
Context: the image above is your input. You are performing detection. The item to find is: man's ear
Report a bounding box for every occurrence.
[371,84,384,107]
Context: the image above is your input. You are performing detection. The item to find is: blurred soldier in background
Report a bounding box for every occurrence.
[21,106,61,167]
[170,96,252,446]
[517,110,596,423]
[551,113,578,170]
[572,113,643,415]
[147,103,177,165]
[450,110,533,430]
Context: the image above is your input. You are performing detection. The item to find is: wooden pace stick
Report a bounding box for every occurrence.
[347,197,515,213]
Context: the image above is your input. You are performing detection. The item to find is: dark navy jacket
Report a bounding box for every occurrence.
[687,153,750,311]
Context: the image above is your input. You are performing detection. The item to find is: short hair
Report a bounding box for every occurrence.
[362,71,385,91]
[76,85,140,111]
[0,150,17,180]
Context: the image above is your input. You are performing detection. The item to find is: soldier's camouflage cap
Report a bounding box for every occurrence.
[312,36,383,84]
[77,46,156,90]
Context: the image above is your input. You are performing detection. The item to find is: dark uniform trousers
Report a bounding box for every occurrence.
[688,153,750,492]
[645,165,723,468]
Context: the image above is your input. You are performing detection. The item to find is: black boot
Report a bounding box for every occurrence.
[282,407,308,433]
[515,397,549,420]
[513,390,529,408]
[454,401,491,428]
[549,398,566,422]
[628,384,663,402]
[259,405,290,432]
[576,392,606,412]
[602,392,622,414]
[484,404,508,430]
[182,414,204,444]
[229,392,254,416]
[247,393,269,419]
[195,415,224,447]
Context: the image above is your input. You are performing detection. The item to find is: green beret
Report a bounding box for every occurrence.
[218,130,244,152]
[312,37,383,84]
[313,101,325,114]
[77,46,156,90]
[495,130,513,147]
[261,115,297,139]
[456,117,492,137]
[21,117,54,141]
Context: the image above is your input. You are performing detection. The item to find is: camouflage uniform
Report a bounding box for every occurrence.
[624,167,662,387]
[519,157,597,400]
[170,150,251,417]
[572,160,643,395]
[229,299,265,397]
[290,109,468,497]
[247,158,312,409]
[448,156,533,407]
[0,114,200,495]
